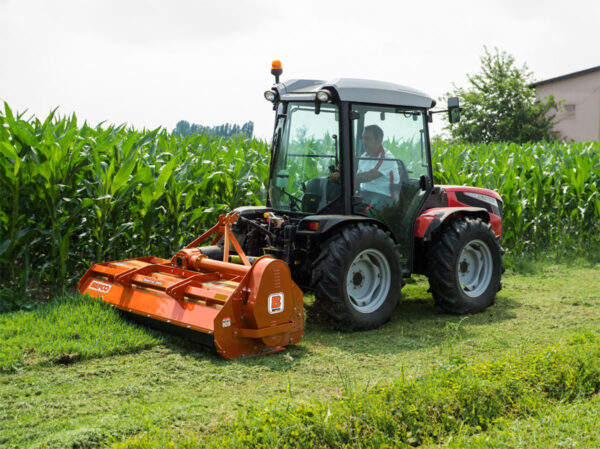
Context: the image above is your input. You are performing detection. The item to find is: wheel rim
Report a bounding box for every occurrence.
[345,248,391,313]
[457,239,493,297]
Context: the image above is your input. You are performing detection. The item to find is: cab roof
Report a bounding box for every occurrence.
[275,78,436,108]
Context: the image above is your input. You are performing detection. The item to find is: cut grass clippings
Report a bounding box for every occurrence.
[0,293,162,372]
[112,332,600,449]
[1,264,599,448]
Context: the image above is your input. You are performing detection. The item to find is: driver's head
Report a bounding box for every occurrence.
[362,125,383,155]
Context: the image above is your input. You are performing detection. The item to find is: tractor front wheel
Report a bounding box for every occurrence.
[312,223,402,331]
[427,217,503,314]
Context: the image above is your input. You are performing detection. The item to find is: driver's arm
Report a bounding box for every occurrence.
[356,168,383,184]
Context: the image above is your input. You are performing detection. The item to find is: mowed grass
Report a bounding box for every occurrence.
[202,333,600,449]
[0,262,599,448]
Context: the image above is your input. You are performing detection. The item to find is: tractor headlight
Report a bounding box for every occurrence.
[463,192,498,209]
[264,90,277,102]
[316,90,330,102]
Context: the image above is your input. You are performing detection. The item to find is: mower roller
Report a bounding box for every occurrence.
[78,212,304,359]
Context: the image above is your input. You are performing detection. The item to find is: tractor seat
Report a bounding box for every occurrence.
[302,177,341,213]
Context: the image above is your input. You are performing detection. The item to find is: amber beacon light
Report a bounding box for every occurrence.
[271,60,283,83]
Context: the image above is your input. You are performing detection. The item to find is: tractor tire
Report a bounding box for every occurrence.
[312,223,402,331]
[427,217,503,314]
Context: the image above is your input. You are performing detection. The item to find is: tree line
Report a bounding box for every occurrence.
[173,120,254,139]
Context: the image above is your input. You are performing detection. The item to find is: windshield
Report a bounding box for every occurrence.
[269,102,340,213]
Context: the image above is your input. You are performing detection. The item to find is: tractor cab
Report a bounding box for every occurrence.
[265,77,438,269]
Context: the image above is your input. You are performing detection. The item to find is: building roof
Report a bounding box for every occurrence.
[531,65,600,88]
[275,78,435,108]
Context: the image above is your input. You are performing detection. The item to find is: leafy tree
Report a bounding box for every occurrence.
[446,47,558,143]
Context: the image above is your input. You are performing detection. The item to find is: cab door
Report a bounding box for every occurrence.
[351,104,432,272]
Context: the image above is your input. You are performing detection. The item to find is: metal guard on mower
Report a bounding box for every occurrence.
[78,212,304,359]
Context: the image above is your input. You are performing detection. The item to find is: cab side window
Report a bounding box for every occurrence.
[352,106,428,211]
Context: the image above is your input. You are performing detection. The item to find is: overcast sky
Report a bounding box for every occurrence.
[1,0,598,138]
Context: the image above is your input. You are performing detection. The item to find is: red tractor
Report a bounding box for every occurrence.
[227,61,504,330]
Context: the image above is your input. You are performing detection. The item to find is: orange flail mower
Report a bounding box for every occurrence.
[78,212,304,359]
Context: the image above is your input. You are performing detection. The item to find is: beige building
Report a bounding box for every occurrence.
[532,66,600,142]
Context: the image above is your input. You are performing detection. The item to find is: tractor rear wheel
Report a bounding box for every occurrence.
[427,217,502,314]
[312,223,402,331]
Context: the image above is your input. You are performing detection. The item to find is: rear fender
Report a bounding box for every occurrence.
[415,207,491,241]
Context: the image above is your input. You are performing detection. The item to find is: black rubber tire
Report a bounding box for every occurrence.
[427,217,503,314]
[311,223,402,331]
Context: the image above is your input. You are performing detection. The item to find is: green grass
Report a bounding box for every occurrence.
[430,393,600,448]
[0,294,162,372]
[0,263,599,448]
[100,392,600,449]
[200,333,600,448]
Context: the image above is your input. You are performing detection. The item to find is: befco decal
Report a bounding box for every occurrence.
[222,317,231,328]
[268,293,284,314]
[143,277,163,286]
[88,280,112,294]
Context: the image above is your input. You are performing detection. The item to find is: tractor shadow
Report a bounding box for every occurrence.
[137,286,519,367]
[302,288,520,357]
[152,334,312,373]
[143,320,313,370]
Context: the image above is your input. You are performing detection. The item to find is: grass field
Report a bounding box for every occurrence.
[1,261,599,448]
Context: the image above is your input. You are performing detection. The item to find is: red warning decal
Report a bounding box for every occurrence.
[268,293,284,314]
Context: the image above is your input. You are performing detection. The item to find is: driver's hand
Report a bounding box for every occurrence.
[328,171,340,181]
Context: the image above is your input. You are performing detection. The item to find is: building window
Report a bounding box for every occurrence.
[561,103,576,120]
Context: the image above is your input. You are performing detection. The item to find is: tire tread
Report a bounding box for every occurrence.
[427,217,503,314]
[311,223,401,331]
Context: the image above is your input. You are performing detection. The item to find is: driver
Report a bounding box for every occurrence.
[356,125,399,209]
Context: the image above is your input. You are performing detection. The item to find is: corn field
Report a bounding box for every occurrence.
[0,103,269,301]
[432,141,600,255]
[1,103,599,303]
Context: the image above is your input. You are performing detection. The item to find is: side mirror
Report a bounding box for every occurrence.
[448,97,461,123]
[419,175,433,192]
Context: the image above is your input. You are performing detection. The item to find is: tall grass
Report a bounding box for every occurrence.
[1,103,599,305]
[0,294,162,372]
[109,332,600,448]
[0,103,269,302]
[432,141,600,256]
